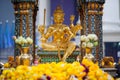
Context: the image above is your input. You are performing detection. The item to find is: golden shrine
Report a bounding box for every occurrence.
[10,0,105,63]
[0,0,118,80]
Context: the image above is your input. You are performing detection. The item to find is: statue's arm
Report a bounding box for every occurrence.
[44,27,54,39]
[38,25,45,37]
[70,24,82,36]
[68,28,74,40]
[64,27,74,41]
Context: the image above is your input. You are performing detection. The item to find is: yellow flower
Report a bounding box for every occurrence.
[88,71,96,77]
[4,62,10,68]
[0,75,5,80]
[82,58,94,67]
[89,64,99,71]
[77,72,86,78]
[88,75,97,80]
[98,76,108,80]
[95,69,104,77]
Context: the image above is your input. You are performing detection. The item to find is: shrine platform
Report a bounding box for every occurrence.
[37,50,80,63]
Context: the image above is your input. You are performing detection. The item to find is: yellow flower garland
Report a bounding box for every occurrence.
[0,59,114,80]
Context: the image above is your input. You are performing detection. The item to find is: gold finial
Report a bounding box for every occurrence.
[70,15,75,24]
[70,15,75,27]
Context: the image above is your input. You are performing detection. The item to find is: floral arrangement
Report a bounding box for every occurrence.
[80,34,98,48]
[13,36,33,47]
[0,59,114,80]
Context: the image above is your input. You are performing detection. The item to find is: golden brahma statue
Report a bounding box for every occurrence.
[38,6,82,62]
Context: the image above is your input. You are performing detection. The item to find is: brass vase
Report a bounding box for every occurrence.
[19,47,32,66]
[83,48,94,61]
[86,48,92,54]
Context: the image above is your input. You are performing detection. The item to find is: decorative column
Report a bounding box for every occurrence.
[11,0,38,57]
[77,0,105,62]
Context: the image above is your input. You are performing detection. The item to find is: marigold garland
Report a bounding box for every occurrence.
[0,59,114,80]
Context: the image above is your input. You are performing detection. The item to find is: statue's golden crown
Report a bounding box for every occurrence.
[54,6,64,15]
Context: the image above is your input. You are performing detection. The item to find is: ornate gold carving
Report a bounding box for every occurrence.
[14,3,33,15]
[87,3,103,15]
[88,3,99,10]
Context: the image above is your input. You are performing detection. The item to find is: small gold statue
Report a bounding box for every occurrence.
[101,56,115,68]
[38,6,82,62]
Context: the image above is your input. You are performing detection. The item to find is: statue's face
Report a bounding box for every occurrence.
[53,13,64,24]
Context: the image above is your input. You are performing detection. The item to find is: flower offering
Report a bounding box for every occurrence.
[80,34,98,48]
[0,59,114,80]
[13,36,33,47]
